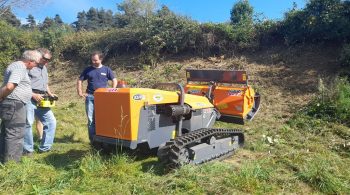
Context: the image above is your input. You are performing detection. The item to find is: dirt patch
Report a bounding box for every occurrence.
[50,44,341,127]
[223,150,267,167]
[52,43,341,123]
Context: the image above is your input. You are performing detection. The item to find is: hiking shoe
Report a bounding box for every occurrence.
[38,149,51,153]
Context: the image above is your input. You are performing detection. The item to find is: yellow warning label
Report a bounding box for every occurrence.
[172,130,176,139]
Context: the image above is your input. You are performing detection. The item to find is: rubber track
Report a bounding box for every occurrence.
[166,128,244,168]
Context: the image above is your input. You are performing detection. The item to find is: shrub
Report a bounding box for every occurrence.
[200,22,257,54]
[306,77,350,125]
[41,24,74,55]
[200,23,235,54]
[137,9,200,65]
[339,43,350,67]
[280,0,350,44]
[334,78,350,122]
[0,21,41,79]
[57,8,201,67]
[255,19,281,45]
[56,30,103,60]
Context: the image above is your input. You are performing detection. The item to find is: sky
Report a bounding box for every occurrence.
[14,0,307,24]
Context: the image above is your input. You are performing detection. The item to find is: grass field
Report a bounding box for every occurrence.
[0,45,349,194]
[1,100,348,194]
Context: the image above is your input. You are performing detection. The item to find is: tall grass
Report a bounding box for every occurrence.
[305,77,350,125]
[297,153,349,194]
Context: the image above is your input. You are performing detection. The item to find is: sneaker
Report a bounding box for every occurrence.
[38,149,51,153]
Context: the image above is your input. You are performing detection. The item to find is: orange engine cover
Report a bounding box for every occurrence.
[94,88,134,140]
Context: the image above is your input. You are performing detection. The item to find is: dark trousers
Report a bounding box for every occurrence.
[0,99,26,164]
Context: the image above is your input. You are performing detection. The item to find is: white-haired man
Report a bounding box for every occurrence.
[0,50,41,164]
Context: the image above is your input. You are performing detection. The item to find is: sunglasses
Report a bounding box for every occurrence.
[42,57,51,62]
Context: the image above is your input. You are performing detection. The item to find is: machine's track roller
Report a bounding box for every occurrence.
[158,128,244,168]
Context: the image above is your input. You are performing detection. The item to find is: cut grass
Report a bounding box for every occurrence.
[1,45,349,194]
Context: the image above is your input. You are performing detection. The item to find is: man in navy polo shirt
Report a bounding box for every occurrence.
[76,51,117,143]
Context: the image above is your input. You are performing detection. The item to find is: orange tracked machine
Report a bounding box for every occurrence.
[92,70,259,167]
[93,84,245,167]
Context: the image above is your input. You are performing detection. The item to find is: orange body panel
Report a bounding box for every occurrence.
[94,88,135,140]
[185,84,255,119]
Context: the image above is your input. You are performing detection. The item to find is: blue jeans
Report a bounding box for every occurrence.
[23,99,56,152]
[85,94,95,142]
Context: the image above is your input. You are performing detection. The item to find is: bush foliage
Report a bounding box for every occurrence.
[339,44,350,68]
[306,77,350,125]
[1,0,350,69]
[279,0,350,44]
[0,21,41,79]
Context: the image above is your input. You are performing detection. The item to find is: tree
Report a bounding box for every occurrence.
[86,7,99,30]
[0,6,20,26]
[116,0,157,26]
[25,14,36,28]
[157,5,172,17]
[113,13,128,28]
[97,8,113,29]
[97,9,113,29]
[74,11,87,31]
[230,0,253,25]
[54,14,63,25]
[229,0,256,48]
[41,16,53,29]
[73,7,115,30]
[105,9,114,27]
[280,0,350,43]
